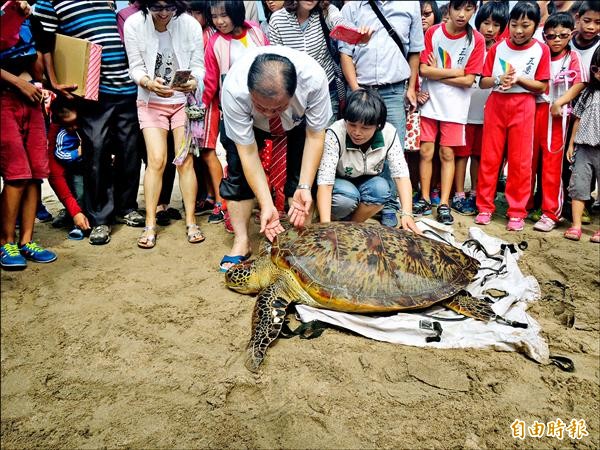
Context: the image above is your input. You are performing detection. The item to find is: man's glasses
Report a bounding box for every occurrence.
[543,32,571,40]
[591,65,599,74]
[149,4,177,13]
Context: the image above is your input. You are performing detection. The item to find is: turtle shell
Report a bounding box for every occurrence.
[271,222,479,313]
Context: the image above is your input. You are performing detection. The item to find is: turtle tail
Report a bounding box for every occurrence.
[246,279,290,371]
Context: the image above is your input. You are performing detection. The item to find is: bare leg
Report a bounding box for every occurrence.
[19,181,39,245]
[0,181,26,245]
[351,203,384,222]
[439,146,455,206]
[142,127,169,228]
[470,156,480,193]
[571,199,585,229]
[454,156,468,193]
[202,149,224,205]
[419,141,435,201]
[173,126,197,226]
[227,198,254,258]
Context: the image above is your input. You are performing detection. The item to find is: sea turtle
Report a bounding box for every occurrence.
[225,222,522,371]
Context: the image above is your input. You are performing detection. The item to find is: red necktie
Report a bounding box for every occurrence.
[268,115,287,212]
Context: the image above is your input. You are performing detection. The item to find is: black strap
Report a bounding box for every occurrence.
[367,0,406,56]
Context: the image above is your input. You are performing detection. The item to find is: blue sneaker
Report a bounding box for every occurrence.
[36,203,53,222]
[451,196,476,216]
[19,242,57,263]
[1,243,27,269]
[380,210,398,228]
[430,189,441,206]
[413,198,432,216]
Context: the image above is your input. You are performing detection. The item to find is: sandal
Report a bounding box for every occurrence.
[219,253,251,273]
[138,226,157,249]
[563,227,582,241]
[186,223,205,243]
[591,230,600,243]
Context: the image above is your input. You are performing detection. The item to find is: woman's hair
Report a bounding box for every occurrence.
[208,0,246,29]
[283,0,331,17]
[475,1,509,34]
[343,89,387,130]
[509,1,541,29]
[188,0,211,16]
[448,0,478,44]
[580,46,600,105]
[138,0,188,17]
[420,0,442,26]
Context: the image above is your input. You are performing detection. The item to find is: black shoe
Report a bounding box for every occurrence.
[89,225,111,245]
[166,207,182,220]
[437,204,454,225]
[116,210,145,227]
[413,198,432,216]
[156,210,171,226]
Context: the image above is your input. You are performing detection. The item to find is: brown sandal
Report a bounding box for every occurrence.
[186,224,205,243]
[138,226,157,249]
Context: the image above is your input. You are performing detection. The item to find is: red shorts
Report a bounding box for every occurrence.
[454,123,483,157]
[420,116,466,147]
[0,91,49,181]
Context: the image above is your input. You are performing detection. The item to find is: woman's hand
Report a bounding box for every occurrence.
[401,215,422,234]
[172,77,197,94]
[148,77,174,97]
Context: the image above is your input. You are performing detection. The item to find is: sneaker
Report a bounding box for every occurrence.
[451,197,476,216]
[380,210,398,228]
[89,225,111,245]
[208,203,226,224]
[527,208,542,222]
[533,215,557,232]
[195,199,215,216]
[116,210,145,227]
[507,217,525,231]
[413,198,432,216]
[430,189,441,206]
[223,211,234,234]
[436,204,454,225]
[19,241,57,263]
[51,209,72,228]
[0,243,27,269]
[36,203,53,222]
[475,212,492,225]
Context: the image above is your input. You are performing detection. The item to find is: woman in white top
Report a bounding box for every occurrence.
[125,0,205,248]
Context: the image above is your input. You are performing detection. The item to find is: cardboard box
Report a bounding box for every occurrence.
[52,34,102,101]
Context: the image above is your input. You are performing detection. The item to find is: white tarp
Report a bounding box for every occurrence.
[295,219,549,364]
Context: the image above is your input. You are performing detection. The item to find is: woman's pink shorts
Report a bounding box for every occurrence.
[137,101,186,130]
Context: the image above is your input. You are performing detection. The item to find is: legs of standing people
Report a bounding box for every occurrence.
[0,181,26,246]
[158,131,176,210]
[142,127,169,229]
[172,125,199,228]
[539,116,566,223]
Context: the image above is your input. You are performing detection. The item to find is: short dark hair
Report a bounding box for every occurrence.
[50,96,77,124]
[248,54,297,98]
[475,1,509,33]
[343,89,387,130]
[208,0,246,29]
[577,0,600,17]
[420,0,442,26]
[544,11,576,31]
[138,0,188,17]
[509,1,541,28]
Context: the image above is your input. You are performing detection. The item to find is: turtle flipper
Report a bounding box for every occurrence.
[246,280,290,371]
[443,293,528,328]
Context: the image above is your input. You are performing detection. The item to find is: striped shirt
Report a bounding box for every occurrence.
[33,0,137,96]
[268,5,346,82]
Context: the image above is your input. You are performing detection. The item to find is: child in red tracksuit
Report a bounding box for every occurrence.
[530,12,585,232]
[475,1,551,231]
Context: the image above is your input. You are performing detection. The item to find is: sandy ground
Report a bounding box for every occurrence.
[1,180,599,449]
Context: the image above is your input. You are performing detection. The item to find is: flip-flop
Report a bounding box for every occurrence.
[219,253,251,273]
[67,227,84,241]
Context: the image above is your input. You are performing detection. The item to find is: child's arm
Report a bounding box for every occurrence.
[566,116,580,163]
[420,52,466,80]
[439,74,476,88]
[515,77,548,94]
[0,68,43,103]
[551,82,586,117]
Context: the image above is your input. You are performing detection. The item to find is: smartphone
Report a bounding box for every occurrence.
[169,69,192,88]
[329,25,364,45]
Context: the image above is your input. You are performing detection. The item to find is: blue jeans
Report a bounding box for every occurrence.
[331,176,391,220]
[367,82,407,212]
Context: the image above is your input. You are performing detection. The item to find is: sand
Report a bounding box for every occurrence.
[1,185,599,449]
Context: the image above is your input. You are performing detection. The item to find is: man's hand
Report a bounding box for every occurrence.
[52,82,78,99]
[405,85,418,111]
[17,1,32,16]
[73,212,91,231]
[260,204,285,242]
[288,188,312,228]
[18,79,43,103]
[357,26,374,45]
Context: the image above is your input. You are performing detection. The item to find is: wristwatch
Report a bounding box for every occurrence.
[297,184,311,190]
[494,75,502,87]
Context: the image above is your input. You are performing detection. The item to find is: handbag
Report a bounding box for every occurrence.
[318,10,346,118]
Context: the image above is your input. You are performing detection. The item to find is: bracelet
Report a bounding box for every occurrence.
[297,184,311,190]
[400,211,414,218]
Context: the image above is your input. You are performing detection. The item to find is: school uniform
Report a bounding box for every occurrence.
[476,38,551,218]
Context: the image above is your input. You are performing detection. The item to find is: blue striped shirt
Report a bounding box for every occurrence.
[33,1,136,96]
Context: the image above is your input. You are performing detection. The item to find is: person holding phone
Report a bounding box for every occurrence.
[124,0,205,248]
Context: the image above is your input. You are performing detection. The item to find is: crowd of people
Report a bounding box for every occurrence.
[0,0,599,272]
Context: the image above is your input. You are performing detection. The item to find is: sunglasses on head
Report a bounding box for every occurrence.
[543,32,571,40]
[591,65,599,74]
[149,4,177,12]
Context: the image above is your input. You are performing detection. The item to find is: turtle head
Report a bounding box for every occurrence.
[225,256,277,294]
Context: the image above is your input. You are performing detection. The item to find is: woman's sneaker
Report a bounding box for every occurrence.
[19,242,57,263]
[533,215,557,232]
[475,212,492,225]
[436,204,454,225]
[413,198,432,216]
[507,217,525,231]
[0,243,27,269]
[208,203,226,224]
